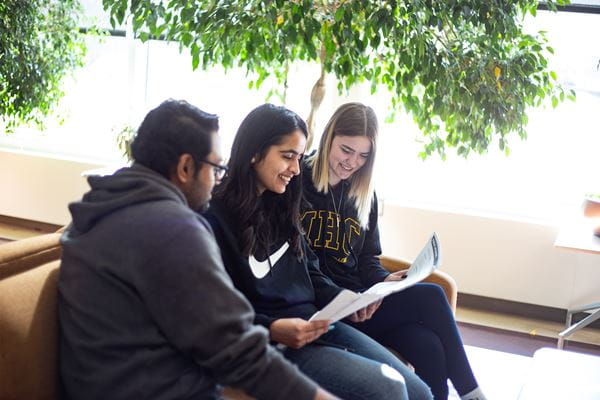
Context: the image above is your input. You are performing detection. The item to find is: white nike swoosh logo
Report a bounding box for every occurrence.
[248,242,290,279]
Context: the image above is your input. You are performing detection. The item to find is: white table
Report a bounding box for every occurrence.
[518,347,600,399]
[554,218,600,349]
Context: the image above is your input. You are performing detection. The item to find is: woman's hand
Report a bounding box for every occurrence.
[314,387,341,400]
[384,269,408,282]
[270,318,331,349]
[347,299,382,323]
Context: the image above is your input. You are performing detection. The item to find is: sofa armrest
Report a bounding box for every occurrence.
[0,232,62,279]
[379,255,457,315]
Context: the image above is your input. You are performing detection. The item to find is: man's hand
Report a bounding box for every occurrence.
[270,318,330,349]
[314,387,341,400]
[384,269,408,282]
[347,299,382,323]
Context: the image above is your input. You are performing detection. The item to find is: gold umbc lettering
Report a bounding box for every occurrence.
[302,210,361,257]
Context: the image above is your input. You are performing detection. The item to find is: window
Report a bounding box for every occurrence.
[1,4,598,222]
[375,8,600,222]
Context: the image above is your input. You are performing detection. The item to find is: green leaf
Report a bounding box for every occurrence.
[93,0,571,159]
[335,7,344,22]
[1,0,85,133]
[192,51,200,70]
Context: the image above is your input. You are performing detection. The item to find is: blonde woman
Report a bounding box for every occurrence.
[302,102,487,400]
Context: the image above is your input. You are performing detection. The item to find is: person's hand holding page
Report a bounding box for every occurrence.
[270,318,331,349]
[348,299,383,322]
[314,388,341,400]
[384,269,408,281]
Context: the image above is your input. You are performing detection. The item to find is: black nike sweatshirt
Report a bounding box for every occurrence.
[205,197,342,328]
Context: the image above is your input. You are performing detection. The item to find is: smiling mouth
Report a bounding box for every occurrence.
[340,164,353,172]
[279,174,292,184]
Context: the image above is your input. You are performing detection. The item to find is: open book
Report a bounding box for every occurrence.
[310,233,441,323]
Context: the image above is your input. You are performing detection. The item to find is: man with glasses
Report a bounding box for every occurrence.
[201,159,228,180]
[58,99,337,400]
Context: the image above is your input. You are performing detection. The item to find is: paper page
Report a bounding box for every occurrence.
[328,292,383,322]
[364,232,441,296]
[310,232,442,323]
[364,279,413,296]
[406,232,441,279]
[309,289,360,321]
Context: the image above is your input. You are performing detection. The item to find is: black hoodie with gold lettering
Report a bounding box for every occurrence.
[301,160,390,292]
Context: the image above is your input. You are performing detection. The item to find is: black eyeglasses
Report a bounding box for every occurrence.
[200,160,228,179]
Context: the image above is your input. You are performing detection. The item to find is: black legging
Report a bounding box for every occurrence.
[348,283,478,400]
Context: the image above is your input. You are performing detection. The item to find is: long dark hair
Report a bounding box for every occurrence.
[213,104,308,258]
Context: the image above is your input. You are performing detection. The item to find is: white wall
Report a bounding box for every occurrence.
[2,149,598,310]
[379,204,600,310]
[0,149,103,225]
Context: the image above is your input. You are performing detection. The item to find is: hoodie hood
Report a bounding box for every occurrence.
[69,163,187,234]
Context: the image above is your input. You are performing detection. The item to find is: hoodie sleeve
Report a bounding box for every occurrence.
[132,214,317,400]
[305,240,343,308]
[356,194,391,288]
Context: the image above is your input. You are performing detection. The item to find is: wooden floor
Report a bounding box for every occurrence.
[0,218,60,241]
[457,305,600,349]
[448,345,534,400]
[458,321,600,357]
[0,221,45,241]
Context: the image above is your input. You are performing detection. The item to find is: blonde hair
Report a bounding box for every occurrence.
[310,102,378,228]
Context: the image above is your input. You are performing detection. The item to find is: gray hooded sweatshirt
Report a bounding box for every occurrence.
[58,163,317,400]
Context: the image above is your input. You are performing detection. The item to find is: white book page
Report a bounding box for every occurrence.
[364,232,441,297]
[324,292,383,322]
[309,290,360,321]
[310,233,442,323]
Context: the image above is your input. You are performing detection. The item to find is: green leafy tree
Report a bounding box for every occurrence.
[102,0,573,158]
[0,0,85,133]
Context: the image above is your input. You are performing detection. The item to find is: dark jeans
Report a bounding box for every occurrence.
[284,321,433,400]
[349,283,478,400]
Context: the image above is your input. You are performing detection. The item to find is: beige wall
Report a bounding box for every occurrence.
[379,204,600,310]
[2,149,598,310]
[0,149,102,225]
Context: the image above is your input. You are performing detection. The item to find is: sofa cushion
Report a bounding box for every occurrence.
[0,260,60,400]
[0,232,62,400]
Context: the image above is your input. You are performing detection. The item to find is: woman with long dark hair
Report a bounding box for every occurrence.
[302,102,487,400]
[205,103,432,400]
